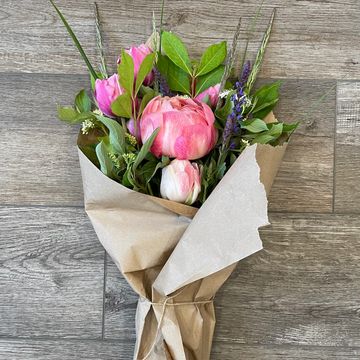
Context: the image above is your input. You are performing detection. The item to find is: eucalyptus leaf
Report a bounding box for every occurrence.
[161,31,192,74]
[111,93,133,118]
[195,65,225,96]
[75,89,91,112]
[197,41,227,76]
[135,53,156,94]
[118,50,135,94]
[133,128,160,171]
[95,115,126,154]
[96,140,113,177]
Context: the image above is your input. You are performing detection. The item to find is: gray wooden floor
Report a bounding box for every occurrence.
[1,1,360,359]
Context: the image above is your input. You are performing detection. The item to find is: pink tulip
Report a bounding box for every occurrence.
[195,84,220,108]
[140,96,217,160]
[94,74,123,117]
[160,159,201,205]
[118,44,154,86]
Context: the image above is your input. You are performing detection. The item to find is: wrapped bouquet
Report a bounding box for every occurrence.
[51,1,298,358]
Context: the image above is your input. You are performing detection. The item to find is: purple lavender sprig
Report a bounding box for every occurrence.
[222,61,252,146]
[154,68,173,97]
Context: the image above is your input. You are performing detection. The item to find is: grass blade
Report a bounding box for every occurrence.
[240,0,265,70]
[94,2,108,78]
[49,0,98,80]
[246,8,276,92]
[216,16,242,109]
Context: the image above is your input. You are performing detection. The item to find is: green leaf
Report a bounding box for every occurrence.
[135,53,156,95]
[57,106,79,123]
[215,91,234,122]
[157,54,191,95]
[49,0,98,80]
[161,31,192,75]
[95,115,126,154]
[95,140,113,177]
[146,156,170,183]
[118,50,135,94]
[133,128,160,171]
[75,89,91,113]
[241,118,269,133]
[195,65,225,96]
[252,81,281,118]
[197,41,227,77]
[139,89,157,116]
[252,123,283,144]
[111,93,133,118]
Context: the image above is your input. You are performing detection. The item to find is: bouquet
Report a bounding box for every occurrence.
[51,1,298,358]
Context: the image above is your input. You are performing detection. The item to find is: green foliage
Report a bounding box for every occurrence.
[49,0,98,80]
[135,53,156,94]
[96,139,113,177]
[139,89,157,116]
[133,128,160,171]
[95,115,126,154]
[241,118,269,133]
[161,31,192,74]
[246,9,275,92]
[57,106,94,124]
[118,50,135,94]
[157,54,191,95]
[196,41,227,77]
[111,93,133,118]
[215,91,235,123]
[195,65,225,96]
[252,81,281,118]
[75,89,91,113]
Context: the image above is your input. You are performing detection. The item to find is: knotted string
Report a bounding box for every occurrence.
[138,296,214,360]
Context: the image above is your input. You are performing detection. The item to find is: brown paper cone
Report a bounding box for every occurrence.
[77,112,287,359]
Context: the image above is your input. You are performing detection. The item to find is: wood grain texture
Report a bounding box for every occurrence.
[0,340,359,360]
[0,339,133,360]
[335,81,360,213]
[0,74,335,214]
[0,73,87,206]
[104,213,360,349]
[0,0,360,78]
[0,206,104,338]
[266,79,335,213]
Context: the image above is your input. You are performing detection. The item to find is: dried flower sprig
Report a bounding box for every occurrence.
[94,2,108,78]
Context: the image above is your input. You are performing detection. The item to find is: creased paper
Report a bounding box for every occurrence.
[78,112,287,359]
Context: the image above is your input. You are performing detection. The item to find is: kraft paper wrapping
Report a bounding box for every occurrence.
[78,113,287,359]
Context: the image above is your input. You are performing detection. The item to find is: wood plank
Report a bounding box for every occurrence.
[335,81,360,213]
[0,206,104,338]
[0,339,359,360]
[267,79,335,213]
[0,0,360,78]
[0,73,87,206]
[0,339,133,360]
[104,213,360,348]
[211,342,360,359]
[0,74,335,213]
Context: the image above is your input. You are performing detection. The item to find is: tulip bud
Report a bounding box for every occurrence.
[118,44,154,86]
[160,159,201,205]
[94,74,123,117]
[195,84,220,108]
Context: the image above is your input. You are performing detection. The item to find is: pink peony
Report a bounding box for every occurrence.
[195,84,220,108]
[140,96,217,160]
[118,44,154,86]
[160,159,201,205]
[94,74,123,117]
